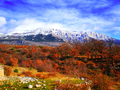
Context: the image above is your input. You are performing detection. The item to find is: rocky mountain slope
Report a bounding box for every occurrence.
[0,28,120,45]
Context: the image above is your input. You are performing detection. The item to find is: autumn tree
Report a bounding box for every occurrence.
[10,57,18,66]
[0,57,5,64]
[56,43,72,59]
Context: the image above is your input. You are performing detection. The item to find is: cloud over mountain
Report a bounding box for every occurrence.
[0,0,120,39]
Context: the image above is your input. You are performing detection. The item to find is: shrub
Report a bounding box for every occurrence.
[14,69,18,73]
[34,60,55,72]
[56,83,88,90]
[91,73,114,90]
[36,73,42,78]
[30,67,33,70]
[22,71,35,77]
[11,47,15,51]
[39,46,43,49]
[4,66,13,76]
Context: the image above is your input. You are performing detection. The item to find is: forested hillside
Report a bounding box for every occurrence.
[0,39,120,89]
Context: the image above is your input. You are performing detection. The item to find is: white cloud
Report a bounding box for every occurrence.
[109,5,120,21]
[94,0,110,8]
[25,0,67,6]
[8,19,17,24]
[8,18,71,33]
[8,14,113,34]
[2,1,117,36]
[42,8,110,32]
[112,27,120,31]
[0,17,7,27]
[0,27,6,33]
[111,5,120,15]
[68,0,110,9]
[93,27,100,31]
[113,31,119,35]
[44,8,79,22]
[6,7,114,34]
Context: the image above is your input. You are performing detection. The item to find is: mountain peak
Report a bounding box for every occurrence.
[4,27,119,44]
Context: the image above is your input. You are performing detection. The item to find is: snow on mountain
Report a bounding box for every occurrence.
[8,28,57,36]
[7,28,113,42]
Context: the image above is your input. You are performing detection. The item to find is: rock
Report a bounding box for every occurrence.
[36,84,41,88]
[88,86,91,90]
[54,88,57,90]
[0,66,4,76]
[19,76,36,83]
[75,84,81,87]
[38,81,42,84]
[85,80,92,85]
[81,77,85,80]
[0,76,8,81]
[43,84,46,86]
[28,85,33,89]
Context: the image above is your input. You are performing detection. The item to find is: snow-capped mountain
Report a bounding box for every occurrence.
[7,28,113,42]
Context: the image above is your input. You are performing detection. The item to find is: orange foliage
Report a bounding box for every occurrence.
[36,73,42,77]
[54,63,59,69]
[0,40,119,89]
[36,59,42,65]
[15,45,28,49]
[76,61,85,66]
[87,61,96,67]
[22,71,35,77]
[10,57,18,66]
[92,73,114,90]
[0,57,5,64]
[3,53,8,59]
[20,60,30,67]
[29,59,33,67]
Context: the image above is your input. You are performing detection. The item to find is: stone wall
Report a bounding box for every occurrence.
[0,66,4,76]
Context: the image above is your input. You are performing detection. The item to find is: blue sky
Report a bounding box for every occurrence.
[0,0,120,39]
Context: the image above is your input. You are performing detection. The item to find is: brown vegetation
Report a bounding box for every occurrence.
[0,39,120,89]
